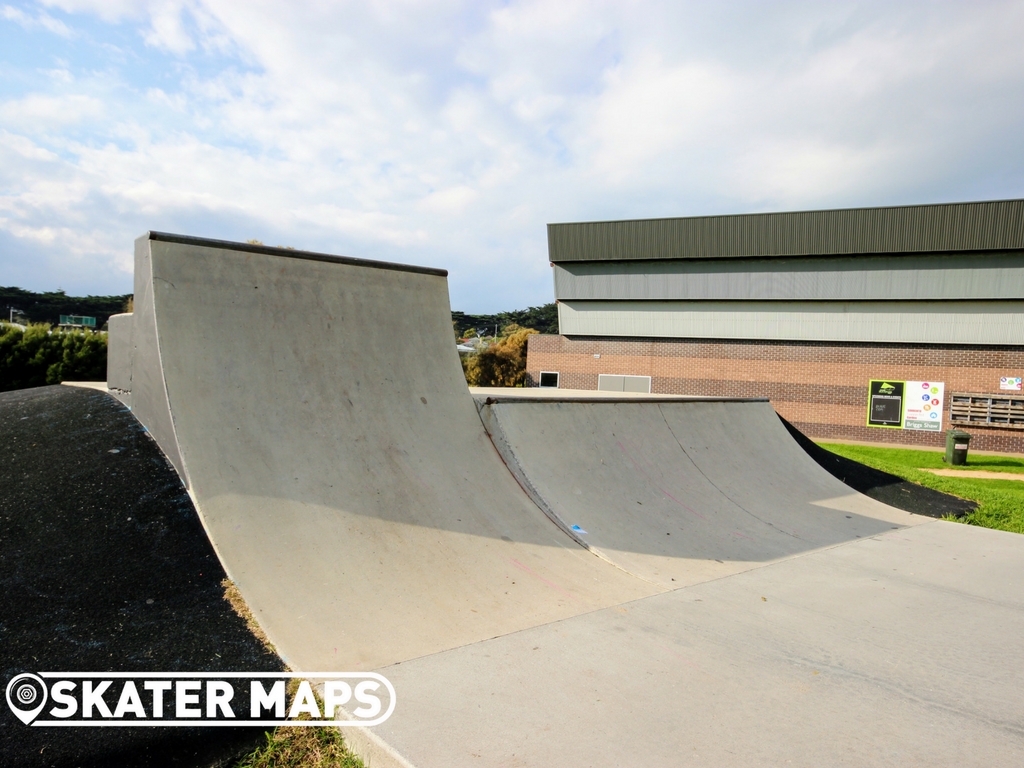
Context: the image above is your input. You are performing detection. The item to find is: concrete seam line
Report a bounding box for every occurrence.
[334,714,419,768]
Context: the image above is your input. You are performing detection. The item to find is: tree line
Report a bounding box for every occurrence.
[1,286,131,328]
[452,303,557,338]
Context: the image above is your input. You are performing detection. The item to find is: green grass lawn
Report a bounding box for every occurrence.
[817,442,1024,534]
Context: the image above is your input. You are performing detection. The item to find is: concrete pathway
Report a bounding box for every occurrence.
[923,467,1024,480]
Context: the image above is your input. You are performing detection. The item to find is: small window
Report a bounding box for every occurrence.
[539,371,559,388]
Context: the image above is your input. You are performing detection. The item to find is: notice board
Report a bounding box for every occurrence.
[867,380,905,428]
[866,380,945,430]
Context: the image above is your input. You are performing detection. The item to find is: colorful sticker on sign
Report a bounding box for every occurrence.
[1000,377,1022,391]
[903,381,944,431]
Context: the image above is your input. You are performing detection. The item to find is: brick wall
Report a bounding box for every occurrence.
[525,334,1024,453]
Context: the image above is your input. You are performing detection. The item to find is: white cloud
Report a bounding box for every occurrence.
[583,56,734,180]
[417,185,478,215]
[140,1,195,54]
[0,94,104,129]
[2,3,74,36]
[3,0,1024,308]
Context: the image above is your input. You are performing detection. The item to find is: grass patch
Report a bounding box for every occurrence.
[818,442,1024,534]
[231,724,365,768]
[221,581,365,768]
[222,578,278,656]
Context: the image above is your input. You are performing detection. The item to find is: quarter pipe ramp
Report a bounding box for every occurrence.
[103,233,1024,767]
[112,233,656,671]
[477,396,917,587]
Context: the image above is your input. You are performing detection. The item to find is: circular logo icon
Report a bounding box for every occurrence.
[932,399,940,406]
[921,382,930,389]
[923,404,931,411]
[922,394,931,401]
[931,387,939,394]
[6,673,48,725]
[930,412,939,419]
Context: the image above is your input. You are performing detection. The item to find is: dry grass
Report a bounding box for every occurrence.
[221,581,366,768]
[232,724,365,768]
[231,681,366,768]
[222,578,277,656]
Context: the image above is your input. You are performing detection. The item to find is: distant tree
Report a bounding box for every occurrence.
[462,324,538,387]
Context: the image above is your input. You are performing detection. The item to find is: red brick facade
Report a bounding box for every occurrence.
[526,334,1024,453]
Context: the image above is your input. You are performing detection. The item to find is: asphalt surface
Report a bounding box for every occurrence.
[0,386,283,768]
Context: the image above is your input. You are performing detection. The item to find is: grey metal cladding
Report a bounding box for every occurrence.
[547,199,1024,262]
[557,300,1024,345]
[553,252,1024,301]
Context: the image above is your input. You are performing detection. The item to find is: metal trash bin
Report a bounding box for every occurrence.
[944,429,972,465]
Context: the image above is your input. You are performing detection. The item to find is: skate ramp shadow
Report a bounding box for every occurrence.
[454,398,926,570]
[779,416,977,519]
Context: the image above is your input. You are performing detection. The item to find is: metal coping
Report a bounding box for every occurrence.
[479,396,770,405]
[146,231,448,277]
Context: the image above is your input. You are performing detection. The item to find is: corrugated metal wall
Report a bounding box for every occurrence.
[548,199,1024,262]
[558,300,1024,345]
[553,252,1024,301]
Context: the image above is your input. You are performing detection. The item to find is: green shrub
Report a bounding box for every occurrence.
[0,323,107,392]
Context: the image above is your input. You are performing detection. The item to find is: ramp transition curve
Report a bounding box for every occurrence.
[108,233,920,673]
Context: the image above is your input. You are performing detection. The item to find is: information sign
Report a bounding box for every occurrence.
[867,380,905,428]
[903,381,944,431]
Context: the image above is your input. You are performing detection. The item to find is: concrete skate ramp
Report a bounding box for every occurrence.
[124,233,656,672]
[479,397,921,587]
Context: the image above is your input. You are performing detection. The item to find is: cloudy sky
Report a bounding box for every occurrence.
[2,1,1024,312]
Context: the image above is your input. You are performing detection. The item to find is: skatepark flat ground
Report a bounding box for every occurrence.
[375,519,1024,768]
[100,233,1024,767]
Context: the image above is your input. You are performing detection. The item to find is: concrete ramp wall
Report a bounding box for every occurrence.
[114,233,655,671]
[478,397,920,587]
